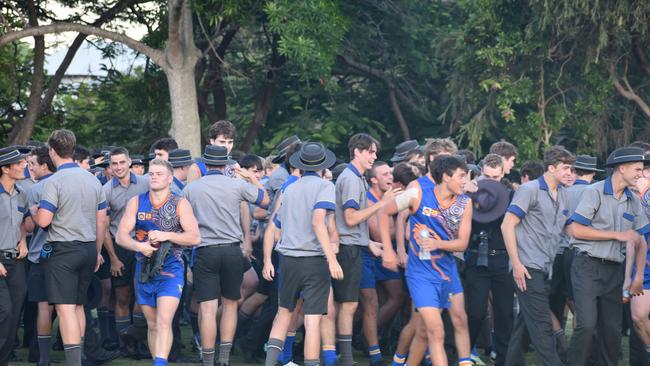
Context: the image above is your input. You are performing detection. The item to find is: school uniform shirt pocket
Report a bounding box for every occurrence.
[622,212,635,231]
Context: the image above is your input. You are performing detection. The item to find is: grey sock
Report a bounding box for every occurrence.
[202,347,216,366]
[265,338,284,366]
[37,335,51,366]
[115,316,131,335]
[337,334,354,366]
[97,309,110,342]
[219,341,233,365]
[63,344,82,366]
[108,310,118,340]
[304,359,320,366]
[133,313,147,328]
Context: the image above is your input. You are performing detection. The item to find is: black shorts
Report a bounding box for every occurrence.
[27,262,48,302]
[96,248,111,280]
[42,241,96,305]
[193,244,243,302]
[111,244,136,288]
[332,245,362,303]
[279,256,330,314]
[562,249,575,300]
[242,254,252,272]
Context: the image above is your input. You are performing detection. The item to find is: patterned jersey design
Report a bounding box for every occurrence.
[135,192,184,269]
[407,176,468,282]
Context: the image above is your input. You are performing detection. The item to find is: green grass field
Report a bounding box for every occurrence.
[11,319,631,365]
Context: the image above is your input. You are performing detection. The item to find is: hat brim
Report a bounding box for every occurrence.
[605,158,647,167]
[170,158,195,168]
[202,158,229,166]
[390,153,407,163]
[471,180,510,224]
[574,165,604,172]
[0,153,26,167]
[272,153,286,164]
[289,149,337,172]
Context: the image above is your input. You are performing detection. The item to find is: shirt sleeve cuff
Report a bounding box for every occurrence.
[506,204,525,219]
[254,189,264,206]
[570,213,592,226]
[314,201,336,211]
[636,223,650,235]
[39,200,57,213]
[273,215,282,229]
[342,199,360,210]
[98,201,108,211]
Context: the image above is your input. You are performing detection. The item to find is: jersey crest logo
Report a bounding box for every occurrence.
[137,212,152,221]
[421,206,439,217]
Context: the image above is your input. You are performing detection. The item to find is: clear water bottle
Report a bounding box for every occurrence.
[418,228,432,260]
[477,230,489,267]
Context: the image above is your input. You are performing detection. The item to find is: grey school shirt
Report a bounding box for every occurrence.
[335,163,370,247]
[40,162,107,243]
[27,174,54,262]
[0,183,29,252]
[103,172,150,237]
[570,177,650,263]
[274,172,336,257]
[182,170,264,246]
[265,164,289,212]
[506,175,569,274]
[558,179,591,250]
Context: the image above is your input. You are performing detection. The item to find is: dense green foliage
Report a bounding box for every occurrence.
[1,0,649,161]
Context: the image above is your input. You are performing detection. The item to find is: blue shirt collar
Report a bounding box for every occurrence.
[58,162,79,170]
[302,171,319,177]
[574,179,590,185]
[39,173,54,181]
[367,190,379,203]
[111,172,138,187]
[347,163,362,177]
[0,182,20,195]
[173,176,186,189]
[205,169,224,176]
[603,176,634,199]
[537,175,550,191]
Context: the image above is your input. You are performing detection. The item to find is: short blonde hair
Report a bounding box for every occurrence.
[424,138,457,161]
[149,158,173,175]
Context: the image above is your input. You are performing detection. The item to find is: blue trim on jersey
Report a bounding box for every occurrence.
[98,201,108,210]
[58,162,79,170]
[197,160,207,176]
[273,215,282,229]
[254,189,264,206]
[205,169,224,176]
[506,204,525,218]
[347,163,362,177]
[570,213,592,226]
[604,176,633,199]
[314,202,336,211]
[637,223,650,235]
[367,191,379,203]
[281,175,299,193]
[537,175,549,191]
[112,172,138,187]
[574,179,590,185]
[173,176,185,191]
[39,200,57,213]
[343,199,360,210]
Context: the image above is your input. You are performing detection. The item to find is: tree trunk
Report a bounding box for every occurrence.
[240,83,274,152]
[388,86,410,140]
[166,62,201,156]
[7,0,45,145]
[165,0,202,155]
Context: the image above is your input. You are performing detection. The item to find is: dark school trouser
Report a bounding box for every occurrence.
[569,254,624,366]
[465,261,514,366]
[505,268,564,366]
[0,259,27,366]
